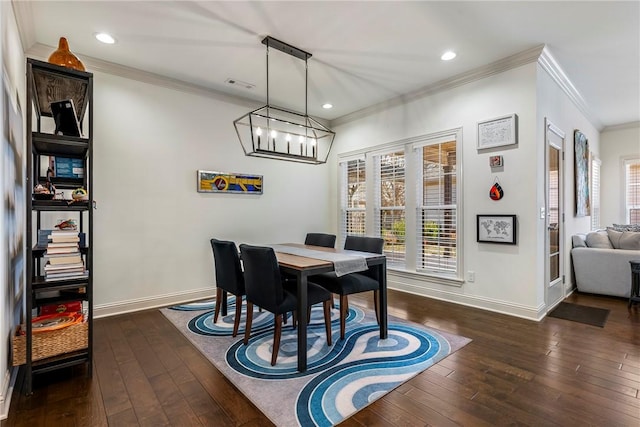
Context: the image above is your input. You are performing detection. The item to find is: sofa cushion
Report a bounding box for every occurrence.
[607,229,640,250]
[572,234,587,248]
[611,223,640,232]
[585,231,613,248]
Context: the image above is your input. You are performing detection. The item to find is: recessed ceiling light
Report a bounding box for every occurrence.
[95,33,116,44]
[441,51,456,61]
[322,103,333,109]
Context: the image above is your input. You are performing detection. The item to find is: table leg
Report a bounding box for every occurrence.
[378,260,388,339]
[297,271,308,372]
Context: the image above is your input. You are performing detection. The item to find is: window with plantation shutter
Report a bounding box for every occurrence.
[415,139,458,275]
[337,128,461,281]
[591,157,601,230]
[625,158,640,224]
[373,151,405,268]
[339,158,366,244]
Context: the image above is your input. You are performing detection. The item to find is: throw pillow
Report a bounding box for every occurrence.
[606,229,640,249]
[607,229,622,248]
[571,234,587,248]
[585,231,613,249]
[612,223,640,232]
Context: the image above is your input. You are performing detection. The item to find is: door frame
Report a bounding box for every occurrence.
[545,118,565,311]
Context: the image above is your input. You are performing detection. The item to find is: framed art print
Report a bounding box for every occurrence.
[197,170,263,194]
[477,214,516,245]
[477,114,518,150]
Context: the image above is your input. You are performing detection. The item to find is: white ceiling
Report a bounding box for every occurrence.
[16,1,640,129]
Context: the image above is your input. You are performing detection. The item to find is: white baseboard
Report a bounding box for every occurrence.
[94,287,214,319]
[389,279,545,321]
[0,368,18,420]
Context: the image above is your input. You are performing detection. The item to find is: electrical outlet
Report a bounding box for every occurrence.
[467,271,475,282]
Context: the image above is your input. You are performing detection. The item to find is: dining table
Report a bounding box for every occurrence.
[272,243,387,372]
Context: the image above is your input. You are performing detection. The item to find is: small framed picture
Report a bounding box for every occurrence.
[477,214,517,245]
[477,114,517,150]
[197,170,263,194]
[489,155,503,167]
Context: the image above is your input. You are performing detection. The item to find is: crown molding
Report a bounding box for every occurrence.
[11,0,36,51]
[601,120,640,133]
[538,46,602,131]
[26,42,262,110]
[332,45,545,127]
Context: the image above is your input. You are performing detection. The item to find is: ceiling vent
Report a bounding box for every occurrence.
[225,78,255,90]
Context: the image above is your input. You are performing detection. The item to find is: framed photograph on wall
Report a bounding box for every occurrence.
[477,214,517,245]
[477,114,518,150]
[197,170,263,194]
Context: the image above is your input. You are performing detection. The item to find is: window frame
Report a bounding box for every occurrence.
[623,157,640,224]
[590,156,601,230]
[337,128,463,283]
[338,155,367,248]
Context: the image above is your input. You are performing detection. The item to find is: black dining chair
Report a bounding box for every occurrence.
[311,235,384,340]
[239,244,333,365]
[304,233,336,248]
[210,239,245,337]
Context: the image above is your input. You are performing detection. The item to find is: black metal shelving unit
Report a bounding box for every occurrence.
[23,58,93,394]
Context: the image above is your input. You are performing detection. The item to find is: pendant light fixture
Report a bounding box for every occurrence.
[233,36,335,165]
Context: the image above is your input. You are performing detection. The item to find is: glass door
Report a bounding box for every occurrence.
[545,119,565,309]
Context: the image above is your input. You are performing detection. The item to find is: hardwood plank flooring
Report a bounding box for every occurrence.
[2,290,639,426]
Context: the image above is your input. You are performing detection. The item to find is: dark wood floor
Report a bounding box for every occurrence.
[3,290,639,426]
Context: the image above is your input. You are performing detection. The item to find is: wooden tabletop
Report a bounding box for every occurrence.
[275,252,332,269]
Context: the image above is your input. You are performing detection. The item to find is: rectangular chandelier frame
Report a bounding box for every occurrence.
[233,36,335,165]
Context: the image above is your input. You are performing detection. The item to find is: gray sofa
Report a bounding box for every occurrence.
[571,228,640,298]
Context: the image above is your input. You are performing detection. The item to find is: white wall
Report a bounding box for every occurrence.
[1,0,25,419]
[600,123,640,226]
[330,63,542,319]
[85,71,332,316]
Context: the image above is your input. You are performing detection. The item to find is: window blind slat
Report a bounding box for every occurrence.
[374,151,405,267]
[626,159,640,223]
[417,140,457,275]
[340,158,366,244]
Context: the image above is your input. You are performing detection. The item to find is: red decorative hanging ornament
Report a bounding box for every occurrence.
[489,178,504,201]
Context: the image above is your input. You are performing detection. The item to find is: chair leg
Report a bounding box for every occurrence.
[307,306,312,324]
[271,314,283,366]
[213,288,223,323]
[243,302,254,345]
[373,290,380,325]
[292,311,297,328]
[323,300,332,346]
[339,295,348,340]
[232,294,242,337]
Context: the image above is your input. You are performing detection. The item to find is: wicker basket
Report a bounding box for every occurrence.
[12,321,88,366]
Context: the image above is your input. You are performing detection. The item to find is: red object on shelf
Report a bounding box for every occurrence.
[40,301,82,316]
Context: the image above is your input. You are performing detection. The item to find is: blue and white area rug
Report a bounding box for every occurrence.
[160,297,471,426]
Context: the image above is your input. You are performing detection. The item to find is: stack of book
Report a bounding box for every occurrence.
[43,230,88,281]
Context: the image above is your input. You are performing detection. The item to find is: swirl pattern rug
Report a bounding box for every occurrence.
[161,297,470,426]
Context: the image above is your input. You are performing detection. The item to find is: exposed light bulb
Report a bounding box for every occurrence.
[270,130,277,138]
[256,127,262,136]
[285,133,291,141]
[322,103,333,109]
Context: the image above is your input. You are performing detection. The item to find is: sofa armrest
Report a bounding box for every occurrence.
[571,247,640,297]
